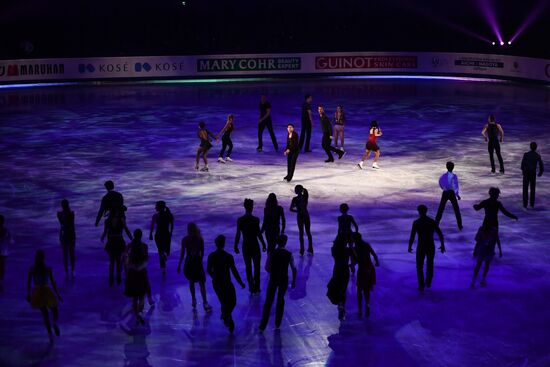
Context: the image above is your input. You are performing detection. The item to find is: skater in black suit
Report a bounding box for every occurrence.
[95,180,124,227]
[284,124,300,182]
[481,115,505,174]
[299,94,313,152]
[259,234,297,331]
[234,199,266,294]
[257,95,278,152]
[521,142,544,208]
[318,106,344,162]
[408,205,445,291]
[207,235,245,333]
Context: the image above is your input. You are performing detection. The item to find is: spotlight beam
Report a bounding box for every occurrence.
[510,0,549,43]
[476,0,504,44]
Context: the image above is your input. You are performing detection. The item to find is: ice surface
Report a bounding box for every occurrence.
[0,77,549,366]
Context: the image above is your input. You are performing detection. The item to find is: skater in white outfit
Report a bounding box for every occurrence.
[358,121,383,169]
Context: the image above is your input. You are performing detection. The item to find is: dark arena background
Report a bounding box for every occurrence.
[1,1,549,367]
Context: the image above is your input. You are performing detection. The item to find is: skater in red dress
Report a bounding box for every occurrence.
[358,121,383,169]
[351,232,379,318]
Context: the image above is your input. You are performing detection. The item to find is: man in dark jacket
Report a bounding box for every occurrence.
[521,142,544,208]
[284,124,300,182]
[408,205,445,291]
[95,180,124,226]
[259,234,297,331]
[318,106,344,162]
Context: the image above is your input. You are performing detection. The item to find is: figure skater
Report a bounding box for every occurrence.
[217,114,235,163]
[318,106,344,162]
[284,124,300,182]
[290,185,313,255]
[124,229,151,325]
[26,249,62,343]
[257,95,278,152]
[207,235,246,333]
[261,193,286,254]
[149,201,174,275]
[177,223,212,312]
[57,199,76,279]
[234,199,266,294]
[196,121,216,172]
[473,187,518,229]
[482,115,505,174]
[470,224,501,288]
[408,205,445,291]
[521,142,544,209]
[326,235,350,321]
[352,232,379,318]
[299,94,313,152]
[95,180,124,227]
[259,234,297,332]
[435,161,463,230]
[101,208,132,287]
[0,215,13,293]
[358,120,382,169]
[338,203,359,273]
[332,105,346,150]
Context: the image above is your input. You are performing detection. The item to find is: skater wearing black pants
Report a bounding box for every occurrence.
[101,208,132,287]
[299,94,313,152]
[57,199,76,279]
[261,193,286,254]
[234,199,266,294]
[217,114,234,163]
[95,180,124,227]
[207,235,245,333]
[521,142,544,209]
[326,235,350,321]
[435,161,463,230]
[318,106,344,162]
[284,124,300,182]
[290,185,313,255]
[482,115,505,174]
[149,201,174,275]
[408,205,445,291]
[259,234,297,332]
[257,95,278,152]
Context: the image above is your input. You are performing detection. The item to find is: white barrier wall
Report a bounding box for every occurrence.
[0,52,549,84]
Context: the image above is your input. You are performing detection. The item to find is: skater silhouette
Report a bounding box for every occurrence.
[234,199,266,294]
[408,205,445,291]
[26,249,62,344]
[352,232,379,318]
[177,223,212,312]
[521,142,544,208]
[257,95,278,152]
[95,180,124,227]
[261,193,286,254]
[259,234,297,331]
[57,199,76,278]
[149,201,174,275]
[207,235,246,333]
[290,185,313,255]
[482,115,505,174]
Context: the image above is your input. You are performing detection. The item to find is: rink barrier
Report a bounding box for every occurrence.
[0,52,549,84]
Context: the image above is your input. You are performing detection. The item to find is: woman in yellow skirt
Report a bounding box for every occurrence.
[26,249,62,343]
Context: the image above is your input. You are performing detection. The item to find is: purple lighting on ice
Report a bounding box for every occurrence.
[510,0,549,43]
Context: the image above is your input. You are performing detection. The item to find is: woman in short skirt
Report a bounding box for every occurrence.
[196,121,216,172]
[358,120,383,169]
[26,249,62,343]
[470,224,501,288]
[177,223,212,312]
[352,232,379,318]
[124,229,150,325]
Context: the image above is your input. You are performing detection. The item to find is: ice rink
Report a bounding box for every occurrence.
[0,76,549,366]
